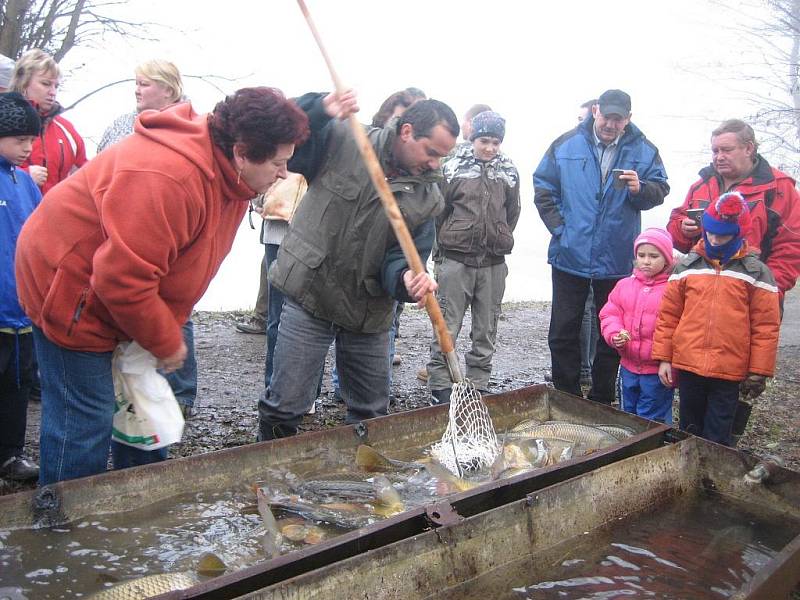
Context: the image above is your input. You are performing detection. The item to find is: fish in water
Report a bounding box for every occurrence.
[256,487,284,558]
[508,418,544,433]
[296,479,379,503]
[87,572,198,599]
[195,552,227,577]
[268,500,376,529]
[88,551,227,599]
[506,422,618,450]
[355,444,427,472]
[423,460,480,494]
[371,474,405,516]
[591,424,636,440]
[294,474,404,512]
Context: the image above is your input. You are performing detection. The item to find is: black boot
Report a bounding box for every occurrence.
[430,388,452,406]
[0,456,39,481]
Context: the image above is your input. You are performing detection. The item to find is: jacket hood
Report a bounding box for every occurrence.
[135,102,218,183]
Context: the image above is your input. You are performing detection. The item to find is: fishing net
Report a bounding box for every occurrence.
[430,380,499,476]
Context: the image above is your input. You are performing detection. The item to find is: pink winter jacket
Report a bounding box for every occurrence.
[599,268,670,375]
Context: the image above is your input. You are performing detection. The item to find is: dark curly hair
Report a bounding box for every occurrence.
[209,87,309,162]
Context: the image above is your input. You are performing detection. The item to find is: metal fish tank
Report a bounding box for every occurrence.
[0,386,672,598]
[249,435,800,600]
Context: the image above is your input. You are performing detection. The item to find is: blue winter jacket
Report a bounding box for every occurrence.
[0,156,41,330]
[533,117,669,279]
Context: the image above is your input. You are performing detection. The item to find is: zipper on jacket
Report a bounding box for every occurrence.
[66,288,89,337]
[58,139,65,180]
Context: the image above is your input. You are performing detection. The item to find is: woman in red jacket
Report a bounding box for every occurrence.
[10,48,87,194]
[15,87,310,485]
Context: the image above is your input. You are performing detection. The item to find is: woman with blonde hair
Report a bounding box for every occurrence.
[98,59,184,152]
[10,48,87,193]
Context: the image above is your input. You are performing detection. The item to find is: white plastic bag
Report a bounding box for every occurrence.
[111,341,184,450]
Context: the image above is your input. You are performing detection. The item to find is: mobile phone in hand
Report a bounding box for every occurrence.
[612,169,626,190]
[686,208,704,225]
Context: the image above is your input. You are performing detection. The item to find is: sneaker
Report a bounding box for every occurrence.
[430,388,452,406]
[179,403,194,420]
[235,316,266,335]
[392,354,402,366]
[0,456,40,482]
[416,368,429,382]
[307,402,316,415]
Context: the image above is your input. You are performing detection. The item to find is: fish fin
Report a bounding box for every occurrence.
[356,444,391,472]
[196,552,227,577]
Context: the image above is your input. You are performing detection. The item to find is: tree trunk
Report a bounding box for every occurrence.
[0,0,32,58]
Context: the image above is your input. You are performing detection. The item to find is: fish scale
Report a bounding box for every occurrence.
[87,572,198,599]
[506,422,618,447]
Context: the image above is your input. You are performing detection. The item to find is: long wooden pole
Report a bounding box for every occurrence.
[296,0,462,382]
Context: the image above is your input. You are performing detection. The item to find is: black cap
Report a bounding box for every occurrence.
[0,92,41,138]
[598,89,631,117]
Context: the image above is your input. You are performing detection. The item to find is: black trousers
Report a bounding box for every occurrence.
[549,267,621,404]
[0,332,34,463]
[678,370,740,446]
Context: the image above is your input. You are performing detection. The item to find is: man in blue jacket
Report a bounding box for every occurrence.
[533,89,669,404]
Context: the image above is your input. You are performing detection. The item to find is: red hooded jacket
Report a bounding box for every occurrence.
[15,103,254,359]
[21,103,87,194]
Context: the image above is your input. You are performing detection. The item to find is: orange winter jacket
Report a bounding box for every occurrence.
[15,103,255,359]
[652,241,780,381]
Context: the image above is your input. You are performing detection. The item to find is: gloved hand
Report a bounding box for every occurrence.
[740,374,767,400]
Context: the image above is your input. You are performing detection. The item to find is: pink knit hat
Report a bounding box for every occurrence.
[634,227,674,266]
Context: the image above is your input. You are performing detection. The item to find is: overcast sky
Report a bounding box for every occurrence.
[53,0,767,309]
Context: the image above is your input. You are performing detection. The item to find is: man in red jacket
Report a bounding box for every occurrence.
[667,119,800,301]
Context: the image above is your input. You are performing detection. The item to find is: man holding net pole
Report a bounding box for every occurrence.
[257,90,458,441]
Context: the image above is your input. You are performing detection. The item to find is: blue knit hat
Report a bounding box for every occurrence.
[470,111,505,142]
[701,192,751,237]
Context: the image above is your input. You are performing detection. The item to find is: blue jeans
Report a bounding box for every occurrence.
[258,299,391,439]
[619,366,673,424]
[165,321,197,409]
[264,243,285,388]
[34,326,180,485]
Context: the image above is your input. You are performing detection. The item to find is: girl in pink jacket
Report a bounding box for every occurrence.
[599,228,675,423]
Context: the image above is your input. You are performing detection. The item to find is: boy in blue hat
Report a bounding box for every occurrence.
[0,91,42,482]
[653,192,780,445]
[426,111,521,404]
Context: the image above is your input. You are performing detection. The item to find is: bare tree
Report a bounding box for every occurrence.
[710,0,800,176]
[0,0,152,62]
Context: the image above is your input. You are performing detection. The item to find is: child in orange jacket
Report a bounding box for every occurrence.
[652,192,780,445]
